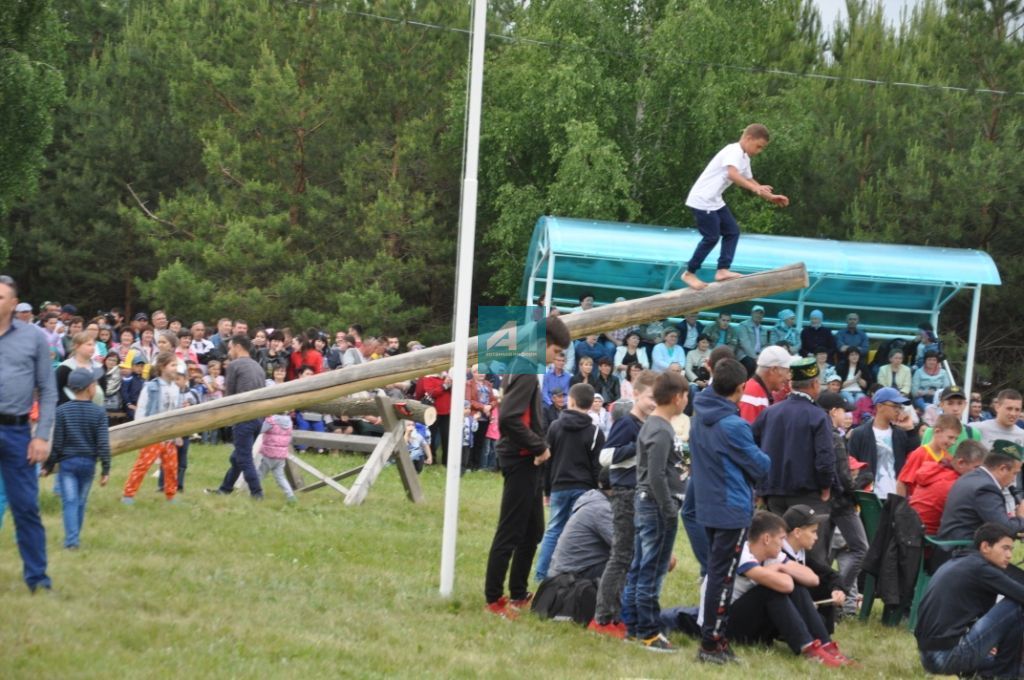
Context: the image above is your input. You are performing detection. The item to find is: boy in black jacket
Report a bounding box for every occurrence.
[590,370,658,637]
[917,522,1024,678]
[534,383,605,582]
[484,315,571,618]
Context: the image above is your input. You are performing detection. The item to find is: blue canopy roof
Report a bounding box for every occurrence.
[521,216,1001,335]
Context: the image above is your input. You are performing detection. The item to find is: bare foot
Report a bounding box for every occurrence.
[715,269,743,282]
[681,271,707,290]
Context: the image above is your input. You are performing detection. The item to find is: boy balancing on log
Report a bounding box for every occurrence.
[681,124,790,290]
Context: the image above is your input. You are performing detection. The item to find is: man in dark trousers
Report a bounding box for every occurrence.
[206,334,267,498]
[916,522,1024,678]
[484,315,571,618]
[752,356,835,564]
[938,440,1024,542]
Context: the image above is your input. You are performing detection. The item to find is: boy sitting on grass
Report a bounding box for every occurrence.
[620,370,689,652]
[703,511,854,667]
[780,505,847,634]
[42,367,110,549]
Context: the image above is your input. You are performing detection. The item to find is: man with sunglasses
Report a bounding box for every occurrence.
[847,387,921,500]
[0,275,58,592]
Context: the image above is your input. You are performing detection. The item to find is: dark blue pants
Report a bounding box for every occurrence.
[218,419,263,497]
[686,206,741,273]
[0,423,50,589]
[158,438,189,492]
[700,526,747,648]
[681,479,709,577]
[730,584,830,653]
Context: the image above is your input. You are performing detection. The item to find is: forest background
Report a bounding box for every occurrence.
[2,0,1022,388]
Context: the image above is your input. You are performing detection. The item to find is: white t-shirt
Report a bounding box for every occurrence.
[975,419,1024,450]
[685,142,752,211]
[697,541,785,626]
[873,426,896,498]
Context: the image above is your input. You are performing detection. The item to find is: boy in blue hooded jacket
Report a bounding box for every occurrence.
[689,358,771,664]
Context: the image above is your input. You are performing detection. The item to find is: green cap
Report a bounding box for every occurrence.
[992,440,1024,462]
[790,356,819,382]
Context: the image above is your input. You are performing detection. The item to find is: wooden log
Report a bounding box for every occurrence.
[296,465,364,493]
[108,263,808,455]
[286,454,350,496]
[290,431,382,454]
[304,396,436,426]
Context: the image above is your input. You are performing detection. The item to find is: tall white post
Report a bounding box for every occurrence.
[440,0,488,598]
[961,285,982,424]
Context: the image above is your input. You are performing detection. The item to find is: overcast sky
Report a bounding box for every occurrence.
[812,0,922,27]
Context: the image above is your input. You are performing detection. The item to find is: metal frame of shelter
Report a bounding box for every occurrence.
[522,216,1001,395]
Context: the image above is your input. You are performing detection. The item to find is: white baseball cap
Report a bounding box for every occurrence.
[757,345,795,368]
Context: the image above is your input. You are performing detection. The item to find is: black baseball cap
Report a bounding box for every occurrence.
[940,386,967,402]
[817,392,852,412]
[783,505,830,531]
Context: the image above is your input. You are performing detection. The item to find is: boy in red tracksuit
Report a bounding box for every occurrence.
[484,315,571,618]
[909,440,987,535]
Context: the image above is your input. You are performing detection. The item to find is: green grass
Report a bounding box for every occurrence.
[0,445,927,678]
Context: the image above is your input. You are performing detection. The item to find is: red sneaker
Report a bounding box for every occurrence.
[802,639,844,668]
[509,593,533,610]
[485,596,518,620]
[587,619,627,639]
[821,641,857,667]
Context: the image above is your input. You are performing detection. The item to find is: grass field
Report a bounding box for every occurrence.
[0,445,929,678]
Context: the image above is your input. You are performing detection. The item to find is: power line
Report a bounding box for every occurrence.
[282,0,1024,98]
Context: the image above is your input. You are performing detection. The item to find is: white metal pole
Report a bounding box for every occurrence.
[440,0,488,598]
[961,285,982,425]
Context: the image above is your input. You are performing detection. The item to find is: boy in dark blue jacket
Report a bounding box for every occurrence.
[119,354,146,420]
[690,358,771,664]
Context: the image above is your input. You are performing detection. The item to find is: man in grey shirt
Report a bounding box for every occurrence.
[208,334,267,498]
[0,275,57,592]
[549,487,613,580]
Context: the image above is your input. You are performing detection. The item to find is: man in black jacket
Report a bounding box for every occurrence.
[938,440,1024,542]
[916,523,1024,679]
[752,357,835,564]
[484,315,571,618]
[847,387,920,498]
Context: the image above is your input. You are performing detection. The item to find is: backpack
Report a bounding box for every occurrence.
[530,573,599,625]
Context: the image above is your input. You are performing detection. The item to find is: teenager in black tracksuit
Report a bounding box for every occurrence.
[484,317,571,613]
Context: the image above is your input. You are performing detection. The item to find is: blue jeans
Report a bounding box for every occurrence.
[920,598,1024,678]
[480,439,497,471]
[687,206,741,273]
[0,423,50,589]
[57,456,96,548]
[218,419,263,497]
[621,493,679,639]
[534,488,587,581]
